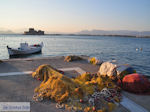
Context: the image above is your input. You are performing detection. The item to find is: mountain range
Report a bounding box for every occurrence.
[0,29,150,37]
[77,30,150,37]
[0,30,14,34]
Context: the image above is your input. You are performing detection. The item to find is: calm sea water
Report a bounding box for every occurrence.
[0,34,150,76]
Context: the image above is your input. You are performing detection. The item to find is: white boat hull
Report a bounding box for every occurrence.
[7,43,43,56]
[8,47,42,56]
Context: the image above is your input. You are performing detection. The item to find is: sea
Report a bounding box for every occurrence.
[0,34,150,76]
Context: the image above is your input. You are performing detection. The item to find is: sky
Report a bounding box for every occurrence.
[0,0,150,33]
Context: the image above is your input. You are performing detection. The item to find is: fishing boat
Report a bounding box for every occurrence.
[7,42,43,56]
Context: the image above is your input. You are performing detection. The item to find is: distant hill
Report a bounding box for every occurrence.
[77,30,150,37]
[0,29,150,37]
[0,30,14,34]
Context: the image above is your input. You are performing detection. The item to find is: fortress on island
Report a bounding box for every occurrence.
[24,28,44,35]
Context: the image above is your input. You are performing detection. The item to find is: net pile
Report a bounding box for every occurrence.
[64,55,83,62]
[32,64,121,112]
[88,57,102,65]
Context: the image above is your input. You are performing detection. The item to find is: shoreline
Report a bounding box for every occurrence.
[0,33,150,38]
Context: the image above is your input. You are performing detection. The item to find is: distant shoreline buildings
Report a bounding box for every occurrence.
[24,28,44,35]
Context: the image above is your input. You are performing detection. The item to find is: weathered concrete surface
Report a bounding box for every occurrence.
[0,56,100,112]
[0,56,99,73]
[123,91,150,111]
[0,56,149,112]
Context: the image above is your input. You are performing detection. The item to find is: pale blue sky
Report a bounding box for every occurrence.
[0,0,150,33]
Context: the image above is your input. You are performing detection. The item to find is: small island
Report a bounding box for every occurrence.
[24,28,44,35]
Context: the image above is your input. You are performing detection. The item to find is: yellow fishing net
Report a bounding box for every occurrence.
[32,64,61,82]
[89,57,97,65]
[32,64,121,112]
[89,57,102,65]
[64,55,83,62]
[32,64,79,103]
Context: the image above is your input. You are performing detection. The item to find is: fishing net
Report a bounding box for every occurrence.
[32,64,62,81]
[32,64,121,112]
[120,73,150,94]
[88,57,102,65]
[32,64,79,103]
[64,55,83,62]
